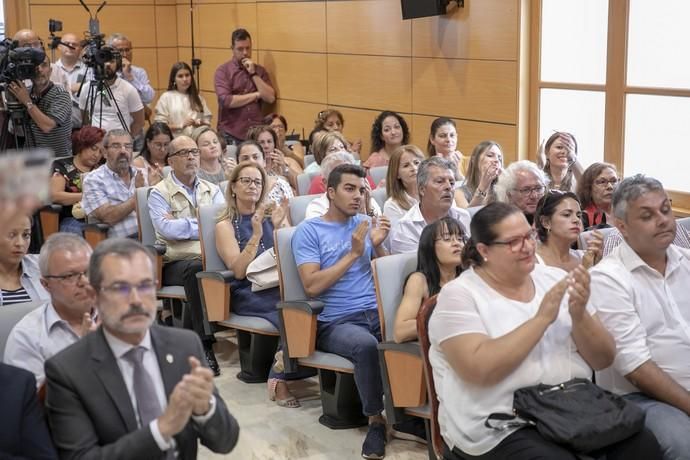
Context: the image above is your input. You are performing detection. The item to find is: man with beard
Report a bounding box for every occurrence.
[494,160,549,225]
[5,233,95,388]
[44,238,239,458]
[78,46,145,139]
[148,136,225,375]
[82,129,147,238]
[6,55,72,155]
[591,175,690,460]
[390,157,471,254]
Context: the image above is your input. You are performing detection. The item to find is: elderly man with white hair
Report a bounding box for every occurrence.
[494,160,549,225]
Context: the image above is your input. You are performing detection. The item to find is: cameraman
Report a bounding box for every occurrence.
[6,55,72,156]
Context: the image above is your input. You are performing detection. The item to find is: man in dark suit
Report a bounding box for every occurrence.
[45,238,239,459]
[0,362,57,459]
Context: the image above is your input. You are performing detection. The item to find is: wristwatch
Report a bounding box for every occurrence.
[25,101,35,110]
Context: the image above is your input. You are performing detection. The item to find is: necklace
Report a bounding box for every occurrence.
[232,215,266,253]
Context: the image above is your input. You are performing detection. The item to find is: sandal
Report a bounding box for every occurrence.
[267,378,300,408]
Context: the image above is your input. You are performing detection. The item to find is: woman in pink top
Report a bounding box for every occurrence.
[363,111,409,170]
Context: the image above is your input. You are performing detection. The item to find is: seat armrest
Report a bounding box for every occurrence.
[378,340,427,410]
[196,270,235,322]
[150,243,167,256]
[277,300,324,359]
[39,204,64,240]
[83,223,110,248]
[144,244,167,289]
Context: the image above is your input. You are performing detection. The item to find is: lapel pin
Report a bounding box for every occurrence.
[166,354,174,364]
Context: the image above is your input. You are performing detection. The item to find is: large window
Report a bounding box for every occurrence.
[533,0,690,209]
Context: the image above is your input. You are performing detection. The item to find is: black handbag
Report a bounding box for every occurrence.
[486,378,645,454]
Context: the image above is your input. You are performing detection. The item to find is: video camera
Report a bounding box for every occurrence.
[0,40,46,84]
[78,0,119,80]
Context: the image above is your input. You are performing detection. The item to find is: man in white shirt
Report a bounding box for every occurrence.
[5,233,95,387]
[591,174,690,460]
[45,238,238,458]
[55,33,90,129]
[494,160,549,226]
[389,157,470,254]
[79,46,145,137]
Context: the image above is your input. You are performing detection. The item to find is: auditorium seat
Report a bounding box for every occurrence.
[288,194,320,226]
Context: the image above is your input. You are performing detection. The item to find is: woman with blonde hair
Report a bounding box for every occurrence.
[215,161,300,407]
[383,145,423,226]
[460,141,504,208]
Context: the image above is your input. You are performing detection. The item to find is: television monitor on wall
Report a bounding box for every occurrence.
[401,0,446,20]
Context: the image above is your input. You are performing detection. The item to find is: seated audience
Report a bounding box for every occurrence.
[191,126,236,184]
[534,191,603,272]
[0,213,49,305]
[577,162,619,230]
[236,140,293,204]
[82,129,148,238]
[133,122,173,186]
[427,117,465,180]
[460,141,504,207]
[393,216,464,343]
[148,135,225,375]
[313,108,362,155]
[4,233,95,387]
[247,125,302,189]
[494,160,548,225]
[45,238,239,458]
[538,131,584,193]
[306,151,382,220]
[591,175,690,459]
[293,164,406,459]
[155,62,212,138]
[0,362,58,459]
[363,111,409,169]
[265,112,306,163]
[51,126,105,234]
[390,157,471,254]
[383,145,423,226]
[215,162,299,406]
[429,202,661,460]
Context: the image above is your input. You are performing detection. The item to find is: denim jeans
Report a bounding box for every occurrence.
[317,308,384,416]
[59,217,86,235]
[625,392,690,460]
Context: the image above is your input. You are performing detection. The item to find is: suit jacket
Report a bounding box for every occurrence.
[44,325,239,459]
[0,363,57,459]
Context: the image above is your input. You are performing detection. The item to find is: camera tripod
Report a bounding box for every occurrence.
[81,74,130,135]
[0,90,36,151]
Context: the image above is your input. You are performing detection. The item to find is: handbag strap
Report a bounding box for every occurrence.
[484,412,533,431]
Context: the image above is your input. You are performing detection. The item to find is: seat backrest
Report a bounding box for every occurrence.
[289,194,319,226]
[225,145,238,161]
[135,186,154,245]
[578,226,616,251]
[417,294,445,459]
[297,172,319,196]
[372,252,418,342]
[275,227,307,301]
[198,203,228,271]
[0,301,42,361]
[369,166,388,187]
[371,187,387,211]
[304,154,315,167]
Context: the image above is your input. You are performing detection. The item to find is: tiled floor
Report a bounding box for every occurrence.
[199,334,429,460]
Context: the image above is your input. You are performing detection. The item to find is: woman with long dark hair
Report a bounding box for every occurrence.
[133,122,173,185]
[393,216,465,343]
[155,62,211,137]
[364,110,410,169]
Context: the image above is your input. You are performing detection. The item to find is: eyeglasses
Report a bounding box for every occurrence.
[236,177,263,187]
[514,185,545,197]
[115,47,132,53]
[45,271,88,284]
[435,234,467,244]
[491,229,538,253]
[169,148,200,158]
[100,280,157,298]
[594,178,619,187]
[108,143,134,151]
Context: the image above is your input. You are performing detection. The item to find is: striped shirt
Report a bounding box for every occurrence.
[1,287,32,305]
[29,84,72,156]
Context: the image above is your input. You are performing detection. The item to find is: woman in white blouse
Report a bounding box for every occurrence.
[383,145,423,226]
[428,202,660,459]
[155,62,211,138]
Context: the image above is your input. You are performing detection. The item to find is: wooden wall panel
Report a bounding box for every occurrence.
[258,52,327,103]
[156,47,180,89]
[256,2,326,53]
[411,115,517,163]
[197,3,257,49]
[326,0,411,57]
[201,90,218,126]
[412,0,519,60]
[176,4,194,48]
[412,58,517,124]
[198,48,232,92]
[155,5,179,48]
[330,106,385,159]
[328,55,412,114]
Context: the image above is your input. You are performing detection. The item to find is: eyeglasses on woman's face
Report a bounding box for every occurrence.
[490,229,538,253]
[594,178,619,188]
[236,177,263,187]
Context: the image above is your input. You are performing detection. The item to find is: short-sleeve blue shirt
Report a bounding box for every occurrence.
[292,214,377,323]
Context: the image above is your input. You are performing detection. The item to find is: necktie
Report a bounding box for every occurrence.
[123,346,163,427]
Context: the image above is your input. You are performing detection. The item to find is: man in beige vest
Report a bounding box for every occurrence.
[148,136,225,375]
